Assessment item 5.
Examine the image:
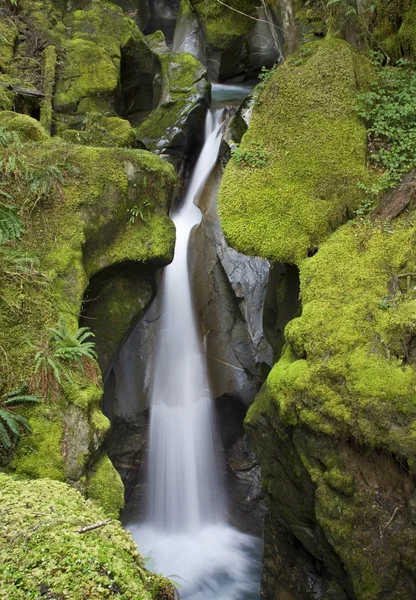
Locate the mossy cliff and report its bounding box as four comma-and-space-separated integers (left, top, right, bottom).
0, 473, 175, 599
0, 113, 175, 513
218, 33, 416, 599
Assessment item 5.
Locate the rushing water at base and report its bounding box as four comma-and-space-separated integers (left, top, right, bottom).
130, 98, 262, 599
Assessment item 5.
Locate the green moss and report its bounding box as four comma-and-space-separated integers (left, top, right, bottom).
90, 408, 110, 443
0, 473, 174, 599
86, 454, 124, 518
85, 272, 153, 372
189, 0, 256, 48
0, 111, 49, 141
267, 214, 416, 460
0, 135, 175, 483
135, 48, 209, 151
218, 37, 373, 264
40, 45, 57, 133
63, 376, 102, 411
54, 39, 118, 113
0, 18, 18, 73
10, 404, 66, 481
63, 113, 136, 148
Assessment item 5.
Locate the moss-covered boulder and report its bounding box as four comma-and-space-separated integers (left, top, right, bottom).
63, 113, 137, 148
0, 123, 175, 506
218, 37, 373, 264
0, 111, 48, 141
0, 473, 175, 599
135, 31, 210, 155
243, 95, 416, 597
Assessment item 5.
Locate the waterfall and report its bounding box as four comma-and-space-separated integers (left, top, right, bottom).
130, 106, 262, 600
147, 110, 225, 531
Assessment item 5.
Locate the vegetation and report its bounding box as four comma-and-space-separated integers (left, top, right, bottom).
0, 474, 176, 599
32, 319, 98, 400
0, 387, 40, 449
357, 58, 416, 195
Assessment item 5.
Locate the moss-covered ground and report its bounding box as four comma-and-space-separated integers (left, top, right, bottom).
0, 473, 175, 599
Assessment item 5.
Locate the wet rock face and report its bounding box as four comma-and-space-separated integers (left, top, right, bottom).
190, 150, 273, 405
145, 0, 181, 44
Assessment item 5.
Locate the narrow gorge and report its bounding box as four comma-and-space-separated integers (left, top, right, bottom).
1, 1, 416, 600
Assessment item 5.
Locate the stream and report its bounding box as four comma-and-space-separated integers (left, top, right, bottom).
129, 85, 262, 599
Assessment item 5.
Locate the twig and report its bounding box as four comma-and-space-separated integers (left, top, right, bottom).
383, 506, 400, 530
208, 355, 245, 372
78, 519, 112, 534
213, 0, 283, 32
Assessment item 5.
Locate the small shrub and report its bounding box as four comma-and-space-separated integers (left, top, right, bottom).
357, 60, 416, 195
231, 142, 268, 168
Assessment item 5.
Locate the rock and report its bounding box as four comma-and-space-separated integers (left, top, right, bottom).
135, 32, 210, 158
145, 0, 181, 44
190, 152, 273, 405
218, 38, 373, 264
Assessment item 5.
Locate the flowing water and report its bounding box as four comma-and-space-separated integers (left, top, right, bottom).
130, 93, 262, 599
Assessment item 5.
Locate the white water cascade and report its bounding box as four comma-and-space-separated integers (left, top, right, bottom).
130, 107, 262, 600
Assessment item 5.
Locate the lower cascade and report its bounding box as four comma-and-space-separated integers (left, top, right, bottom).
130, 107, 262, 599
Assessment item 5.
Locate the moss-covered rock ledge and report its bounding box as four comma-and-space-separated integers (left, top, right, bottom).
0, 114, 175, 513
0, 474, 175, 599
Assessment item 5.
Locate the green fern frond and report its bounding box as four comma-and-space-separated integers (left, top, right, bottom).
0, 409, 20, 438
10, 413, 32, 432
0, 202, 24, 245
0, 421, 11, 449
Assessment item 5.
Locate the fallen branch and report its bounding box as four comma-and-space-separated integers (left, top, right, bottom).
208, 355, 245, 372
383, 506, 400, 531
78, 519, 112, 534
0, 82, 44, 98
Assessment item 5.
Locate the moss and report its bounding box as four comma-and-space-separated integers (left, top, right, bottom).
40, 45, 57, 133
0, 473, 174, 599
10, 404, 66, 481
0, 18, 18, 73
54, 39, 118, 113
84, 271, 153, 372
135, 48, 210, 152
63, 113, 136, 148
0, 135, 175, 484
0, 111, 49, 141
189, 0, 256, 48
267, 212, 416, 460
63, 376, 102, 411
90, 407, 110, 448
86, 454, 124, 518
218, 37, 373, 264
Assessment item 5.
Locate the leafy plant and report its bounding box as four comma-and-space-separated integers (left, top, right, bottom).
231, 142, 268, 168
356, 61, 416, 195
0, 387, 40, 450
31, 319, 98, 399
129, 198, 152, 224
253, 64, 278, 104
326, 0, 357, 17
0, 200, 24, 244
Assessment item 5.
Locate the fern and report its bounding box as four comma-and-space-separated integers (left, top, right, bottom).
0, 201, 23, 244
0, 387, 40, 450
31, 319, 98, 399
